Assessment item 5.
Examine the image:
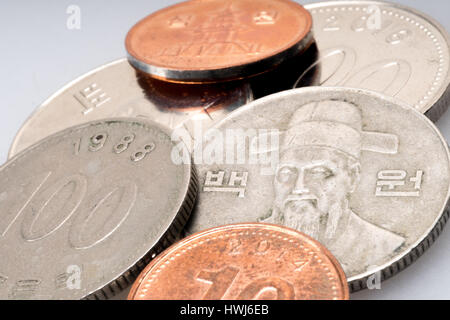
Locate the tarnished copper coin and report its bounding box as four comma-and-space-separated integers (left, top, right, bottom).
125, 0, 313, 83
128, 224, 349, 300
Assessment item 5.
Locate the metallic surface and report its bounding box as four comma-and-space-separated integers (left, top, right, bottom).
295, 1, 450, 121
125, 0, 313, 82
0, 118, 197, 299
128, 223, 349, 300
185, 87, 450, 291
9, 59, 252, 158
1, 0, 450, 302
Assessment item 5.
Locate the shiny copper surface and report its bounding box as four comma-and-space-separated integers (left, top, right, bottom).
128, 224, 349, 300
125, 0, 313, 82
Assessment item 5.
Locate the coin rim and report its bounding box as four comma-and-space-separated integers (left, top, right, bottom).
8, 58, 253, 158
125, 0, 314, 82
193, 86, 450, 291
303, 0, 450, 120
127, 222, 350, 300
8, 59, 125, 159
1, 117, 197, 300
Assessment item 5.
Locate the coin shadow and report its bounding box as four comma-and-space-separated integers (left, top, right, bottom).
249, 41, 320, 99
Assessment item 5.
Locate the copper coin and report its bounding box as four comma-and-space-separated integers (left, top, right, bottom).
136, 70, 252, 112
125, 0, 313, 83
128, 223, 349, 300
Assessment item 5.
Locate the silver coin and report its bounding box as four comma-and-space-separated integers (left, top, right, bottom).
185, 87, 450, 291
8, 59, 252, 158
0, 118, 196, 300
295, 1, 450, 121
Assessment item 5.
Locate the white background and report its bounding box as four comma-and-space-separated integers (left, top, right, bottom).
0, 0, 449, 300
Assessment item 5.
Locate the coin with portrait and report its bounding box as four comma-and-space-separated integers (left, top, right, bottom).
184, 87, 450, 291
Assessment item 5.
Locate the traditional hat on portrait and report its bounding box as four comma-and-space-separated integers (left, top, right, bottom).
281, 100, 398, 159
251, 100, 399, 172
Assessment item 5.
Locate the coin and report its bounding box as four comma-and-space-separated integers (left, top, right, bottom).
0, 118, 196, 299
8, 59, 252, 158
185, 87, 450, 291
294, 1, 450, 121
125, 0, 313, 83
128, 223, 349, 300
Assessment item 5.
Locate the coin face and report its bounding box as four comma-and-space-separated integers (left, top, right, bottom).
0, 119, 196, 299
9, 59, 252, 158
125, 0, 313, 82
128, 223, 349, 300
185, 87, 450, 291
295, 1, 450, 121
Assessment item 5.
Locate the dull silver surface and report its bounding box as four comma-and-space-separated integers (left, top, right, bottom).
296, 1, 450, 121
8, 59, 252, 158
0, 118, 195, 299
185, 87, 450, 289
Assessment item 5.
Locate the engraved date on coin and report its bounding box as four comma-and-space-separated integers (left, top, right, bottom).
73, 131, 156, 162
296, 7, 427, 102
324, 11, 413, 44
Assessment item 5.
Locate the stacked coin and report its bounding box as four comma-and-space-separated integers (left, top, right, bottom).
125, 0, 314, 83
1, 0, 449, 300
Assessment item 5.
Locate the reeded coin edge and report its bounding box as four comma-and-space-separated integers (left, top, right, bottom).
304, 0, 450, 119
341, 88, 450, 290
425, 83, 450, 122
304, 0, 450, 122
3, 118, 198, 300
194, 86, 450, 292
128, 223, 349, 300
84, 166, 199, 300
76, 118, 199, 300
349, 203, 450, 292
